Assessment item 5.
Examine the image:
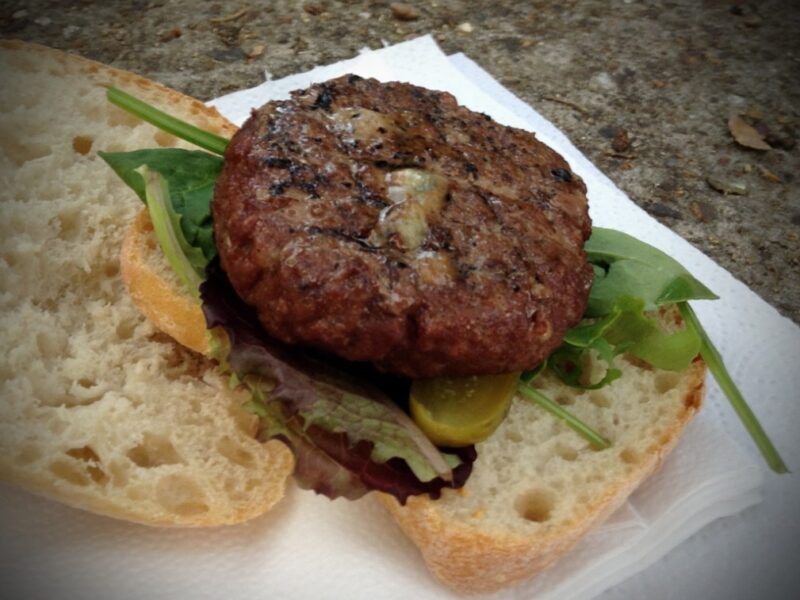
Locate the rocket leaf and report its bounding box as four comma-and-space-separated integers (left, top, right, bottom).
585, 228, 717, 317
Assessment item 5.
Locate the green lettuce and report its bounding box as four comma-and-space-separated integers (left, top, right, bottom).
99, 148, 221, 268
133, 165, 204, 298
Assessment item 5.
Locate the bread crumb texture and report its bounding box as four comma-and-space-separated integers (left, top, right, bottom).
0, 41, 292, 527
383, 307, 705, 593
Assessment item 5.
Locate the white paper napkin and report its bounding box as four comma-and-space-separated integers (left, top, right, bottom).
2, 35, 798, 600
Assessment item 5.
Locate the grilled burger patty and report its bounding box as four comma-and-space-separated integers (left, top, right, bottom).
213, 75, 593, 378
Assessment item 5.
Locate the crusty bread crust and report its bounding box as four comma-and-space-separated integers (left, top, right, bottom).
381, 353, 705, 594
0, 40, 293, 527
0, 431, 294, 528
0, 39, 237, 139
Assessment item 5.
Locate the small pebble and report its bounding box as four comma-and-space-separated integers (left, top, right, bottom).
209, 47, 246, 62
390, 3, 420, 21
590, 71, 617, 91
244, 43, 265, 59
646, 202, 682, 219
159, 27, 182, 42
457, 22, 474, 33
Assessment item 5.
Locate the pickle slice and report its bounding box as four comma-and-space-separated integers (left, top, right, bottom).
410, 372, 520, 447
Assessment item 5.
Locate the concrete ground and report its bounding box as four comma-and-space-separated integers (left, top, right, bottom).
2, 3, 799, 600
2, 0, 797, 323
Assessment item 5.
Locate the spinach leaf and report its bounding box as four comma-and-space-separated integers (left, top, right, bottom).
99, 148, 222, 265
554, 295, 701, 389
576, 231, 786, 471
599, 297, 701, 371
585, 228, 717, 317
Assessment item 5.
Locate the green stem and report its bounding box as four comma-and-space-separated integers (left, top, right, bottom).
107, 87, 229, 155
517, 381, 612, 450
679, 302, 789, 473
137, 166, 204, 298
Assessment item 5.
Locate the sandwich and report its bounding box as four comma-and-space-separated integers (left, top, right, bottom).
0, 40, 784, 594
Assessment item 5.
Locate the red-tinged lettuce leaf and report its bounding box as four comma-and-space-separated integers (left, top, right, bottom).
269, 415, 475, 502
200, 262, 475, 503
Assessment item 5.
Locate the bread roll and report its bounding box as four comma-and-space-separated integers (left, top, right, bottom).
382, 313, 704, 593
0, 40, 293, 527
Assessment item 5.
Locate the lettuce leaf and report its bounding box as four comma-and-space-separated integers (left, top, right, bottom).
134, 166, 205, 298
200, 262, 475, 503
99, 148, 221, 265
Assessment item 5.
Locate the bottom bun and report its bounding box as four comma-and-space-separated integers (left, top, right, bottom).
382, 316, 704, 593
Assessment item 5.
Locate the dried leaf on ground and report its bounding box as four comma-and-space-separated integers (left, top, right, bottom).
707, 174, 748, 195
728, 114, 771, 150
209, 7, 249, 24
689, 200, 716, 222
390, 3, 420, 21
303, 3, 325, 15
758, 166, 782, 183
612, 127, 631, 152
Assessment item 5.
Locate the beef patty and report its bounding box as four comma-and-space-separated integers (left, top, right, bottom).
213, 75, 593, 378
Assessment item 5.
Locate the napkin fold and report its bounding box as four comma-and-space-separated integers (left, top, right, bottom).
3, 35, 798, 600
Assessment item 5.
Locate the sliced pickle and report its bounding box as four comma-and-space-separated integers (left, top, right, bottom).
410, 372, 520, 447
